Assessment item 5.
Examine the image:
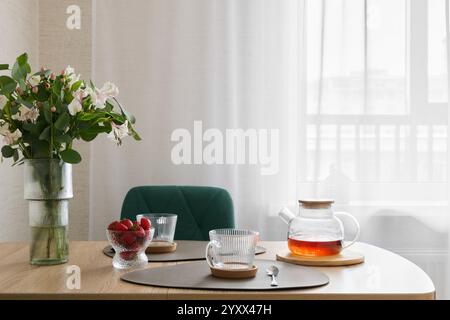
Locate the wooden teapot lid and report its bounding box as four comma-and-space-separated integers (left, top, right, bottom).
299, 199, 334, 209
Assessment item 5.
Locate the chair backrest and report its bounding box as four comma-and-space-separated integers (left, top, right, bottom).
120, 185, 235, 240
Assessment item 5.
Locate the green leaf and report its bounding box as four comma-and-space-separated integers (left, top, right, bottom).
25, 119, 47, 137
31, 140, 49, 158
33, 69, 51, 78
13, 149, 19, 162
60, 149, 81, 164
79, 131, 97, 142
54, 112, 71, 131
10, 104, 19, 115
109, 112, 126, 123
55, 134, 72, 144
70, 80, 83, 92
52, 76, 62, 95
0, 64, 9, 70
0, 75, 17, 95
78, 113, 98, 121
16, 98, 34, 108
54, 100, 64, 113
11, 63, 26, 82
18, 78, 27, 91
42, 102, 52, 123
85, 123, 111, 135
16, 53, 28, 66
39, 126, 51, 141
104, 100, 114, 113
1, 145, 15, 158
111, 98, 136, 124
129, 126, 142, 141
24, 63, 31, 74
11, 53, 30, 82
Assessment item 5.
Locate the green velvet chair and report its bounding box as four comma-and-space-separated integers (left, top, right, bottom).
120, 185, 235, 240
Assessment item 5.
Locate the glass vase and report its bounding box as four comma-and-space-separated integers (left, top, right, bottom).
24, 159, 72, 265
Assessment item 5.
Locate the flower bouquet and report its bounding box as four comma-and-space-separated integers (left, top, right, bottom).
0, 53, 140, 264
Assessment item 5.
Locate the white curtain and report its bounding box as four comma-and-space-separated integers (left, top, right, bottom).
91, 0, 450, 298
301, 0, 450, 299
90, 0, 299, 241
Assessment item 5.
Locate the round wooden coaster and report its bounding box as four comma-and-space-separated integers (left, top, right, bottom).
276, 249, 364, 267
210, 265, 258, 279
145, 241, 177, 254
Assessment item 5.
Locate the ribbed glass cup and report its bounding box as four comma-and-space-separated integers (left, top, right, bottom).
206, 229, 259, 270
136, 213, 177, 243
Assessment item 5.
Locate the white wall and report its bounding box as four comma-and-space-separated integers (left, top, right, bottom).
0, 0, 39, 241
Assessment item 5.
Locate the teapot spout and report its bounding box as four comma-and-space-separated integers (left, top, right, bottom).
279, 207, 296, 224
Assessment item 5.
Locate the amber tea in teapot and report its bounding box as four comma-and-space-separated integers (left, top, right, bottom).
287, 236, 343, 256
280, 200, 360, 257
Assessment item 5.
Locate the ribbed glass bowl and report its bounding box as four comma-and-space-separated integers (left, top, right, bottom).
106, 227, 154, 269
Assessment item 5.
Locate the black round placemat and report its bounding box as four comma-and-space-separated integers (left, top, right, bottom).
121, 259, 329, 290
103, 240, 267, 262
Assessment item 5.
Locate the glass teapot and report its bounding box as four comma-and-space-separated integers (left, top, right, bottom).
279, 200, 360, 256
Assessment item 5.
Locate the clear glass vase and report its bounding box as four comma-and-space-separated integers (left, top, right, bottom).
24, 159, 73, 265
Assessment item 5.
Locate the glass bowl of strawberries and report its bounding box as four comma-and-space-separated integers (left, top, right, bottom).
106, 218, 154, 269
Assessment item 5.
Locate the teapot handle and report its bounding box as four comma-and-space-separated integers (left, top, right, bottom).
334, 211, 360, 249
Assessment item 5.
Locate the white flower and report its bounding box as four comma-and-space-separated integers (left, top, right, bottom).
73, 88, 88, 102
87, 82, 119, 109
28, 75, 41, 87
0, 95, 7, 109
2, 129, 22, 145
68, 98, 82, 116
107, 120, 129, 145
69, 74, 80, 88
87, 87, 105, 109
64, 65, 75, 76
11, 105, 40, 123
100, 81, 119, 98
0, 121, 9, 135
68, 89, 87, 116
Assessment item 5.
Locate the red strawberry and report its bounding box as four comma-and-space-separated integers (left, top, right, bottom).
120, 219, 133, 229
122, 232, 136, 246
120, 251, 137, 260
129, 223, 139, 231
108, 220, 120, 230
115, 223, 128, 232
140, 217, 151, 230
134, 225, 145, 238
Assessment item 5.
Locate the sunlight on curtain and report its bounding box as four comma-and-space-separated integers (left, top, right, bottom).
91, 0, 299, 242
301, 0, 450, 298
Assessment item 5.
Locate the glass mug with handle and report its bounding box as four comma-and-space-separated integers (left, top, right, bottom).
205, 229, 259, 270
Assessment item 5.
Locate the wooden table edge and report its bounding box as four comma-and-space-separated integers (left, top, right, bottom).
0, 290, 435, 300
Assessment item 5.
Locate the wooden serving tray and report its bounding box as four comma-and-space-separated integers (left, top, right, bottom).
276, 249, 364, 267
